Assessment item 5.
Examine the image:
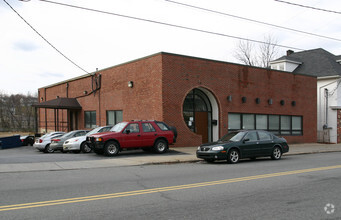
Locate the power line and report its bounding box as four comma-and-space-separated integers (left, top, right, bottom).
165, 0, 341, 43
3, 0, 89, 74
37, 0, 304, 51
274, 0, 341, 15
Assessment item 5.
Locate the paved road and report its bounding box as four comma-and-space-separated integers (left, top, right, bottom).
1, 152, 340, 219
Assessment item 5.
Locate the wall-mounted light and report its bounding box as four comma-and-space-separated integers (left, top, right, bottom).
83, 90, 88, 95
56, 96, 59, 99
227, 95, 232, 102
255, 98, 260, 104
280, 100, 285, 106
242, 96, 247, 103
128, 81, 134, 88
268, 99, 273, 105
40, 97, 43, 101
291, 101, 296, 106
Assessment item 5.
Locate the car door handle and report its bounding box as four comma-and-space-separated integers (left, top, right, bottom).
154, 134, 158, 136
137, 135, 141, 137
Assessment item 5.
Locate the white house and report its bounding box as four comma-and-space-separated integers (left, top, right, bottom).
270, 48, 341, 143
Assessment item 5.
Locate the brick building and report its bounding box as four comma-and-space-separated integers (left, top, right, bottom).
35, 52, 317, 147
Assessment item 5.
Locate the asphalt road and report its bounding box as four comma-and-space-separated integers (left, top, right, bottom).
1, 152, 341, 219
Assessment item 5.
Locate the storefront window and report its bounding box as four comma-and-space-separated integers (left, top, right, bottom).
242, 114, 254, 129
228, 113, 303, 135
256, 115, 267, 130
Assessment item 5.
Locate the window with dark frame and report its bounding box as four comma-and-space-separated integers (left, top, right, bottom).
106, 110, 123, 125
85, 111, 96, 128
228, 113, 303, 135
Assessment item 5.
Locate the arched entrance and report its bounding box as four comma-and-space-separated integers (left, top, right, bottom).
183, 88, 219, 143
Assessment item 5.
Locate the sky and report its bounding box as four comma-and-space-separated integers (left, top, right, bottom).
1, 0, 341, 95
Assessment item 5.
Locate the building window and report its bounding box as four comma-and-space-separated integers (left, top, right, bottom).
228, 113, 303, 135
106, 110, 123, 125
242, 114, 254, 130
85, 111, 96, 128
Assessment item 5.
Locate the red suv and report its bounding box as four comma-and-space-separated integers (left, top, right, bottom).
87, 120, 177, 156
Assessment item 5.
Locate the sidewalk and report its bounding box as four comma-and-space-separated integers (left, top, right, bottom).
0, 143, 341, 173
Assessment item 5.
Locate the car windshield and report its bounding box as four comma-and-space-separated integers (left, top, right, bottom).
87, 127, 103, 136
60, 131, 76, 138
110, 122, 128, 132
219, 131, 246, 142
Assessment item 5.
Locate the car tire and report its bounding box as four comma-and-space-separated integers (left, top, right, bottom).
80, 142, 92, 153
227, 149, 240, 164
44, 144, 54, 153
153, 139, 168, 154
104, 141, 120, 156
271, 146, 282, 160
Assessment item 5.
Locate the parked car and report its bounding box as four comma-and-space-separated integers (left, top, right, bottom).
63, 125, 113, 153
20, 135, 35, 146
50, 130, 89, 153
33, 132, 65, 153
87, 120, 177, 156
196, 130, 289, 164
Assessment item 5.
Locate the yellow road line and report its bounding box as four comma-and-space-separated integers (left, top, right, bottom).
1, 164, 341, 212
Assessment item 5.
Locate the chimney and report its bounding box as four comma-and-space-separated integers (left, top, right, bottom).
287, 50, 294, 56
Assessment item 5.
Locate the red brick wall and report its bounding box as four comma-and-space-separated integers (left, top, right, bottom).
337, 109, 341, 144
38, 52, 317, 146
38, 55, 164, 132
161, 53, 317, 146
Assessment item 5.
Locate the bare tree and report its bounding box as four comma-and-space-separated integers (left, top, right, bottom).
0, 92, 37, 132
234, 34, 279, 68
234, 39, 257, 66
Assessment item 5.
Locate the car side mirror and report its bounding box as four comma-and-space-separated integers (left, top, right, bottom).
243, 138, 250, 143
125, 129, 131, 134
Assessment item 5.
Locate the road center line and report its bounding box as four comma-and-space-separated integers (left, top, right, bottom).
1, 164, 341, 212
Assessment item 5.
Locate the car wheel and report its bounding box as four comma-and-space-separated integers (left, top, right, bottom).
44, 144, 54, 153
80, 142, 92, 153
227, 149, 239, 164
153, 139, 168, 154
104, 141, 120, 156
271, 146, 282, 160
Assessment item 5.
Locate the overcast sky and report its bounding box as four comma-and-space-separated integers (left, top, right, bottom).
1, 0, 340, 95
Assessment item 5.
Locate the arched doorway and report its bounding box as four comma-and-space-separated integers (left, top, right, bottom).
183, 88, 218, 143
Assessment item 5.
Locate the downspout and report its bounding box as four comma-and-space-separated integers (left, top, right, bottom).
324, 88, 328, 128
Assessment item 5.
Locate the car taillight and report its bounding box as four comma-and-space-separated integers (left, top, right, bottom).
52, 139, 60, 142
39, 139, 43, 143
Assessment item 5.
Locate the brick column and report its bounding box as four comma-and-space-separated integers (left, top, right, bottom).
337, 109, 341, 143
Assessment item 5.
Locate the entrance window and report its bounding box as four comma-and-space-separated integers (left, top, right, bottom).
183, 89, 212, 143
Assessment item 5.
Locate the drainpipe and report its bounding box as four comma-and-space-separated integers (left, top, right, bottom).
324, 88, 328, 129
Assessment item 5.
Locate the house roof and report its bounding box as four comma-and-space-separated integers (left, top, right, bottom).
272, 48, 341, 77
33, 98, 82, 109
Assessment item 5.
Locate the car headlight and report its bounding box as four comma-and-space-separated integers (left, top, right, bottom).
197, 146, 201, 150
212, 146, 224, 151
96, 137, 103, 142
68, 139, 78, 143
